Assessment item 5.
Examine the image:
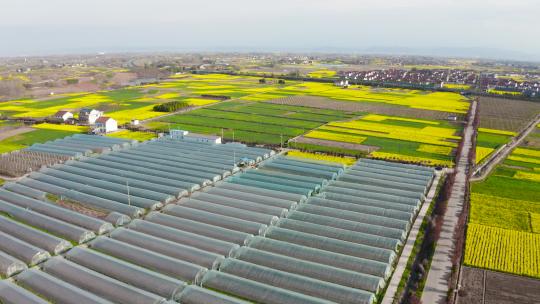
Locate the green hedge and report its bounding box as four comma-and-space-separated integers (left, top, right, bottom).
153, 101, 190, 112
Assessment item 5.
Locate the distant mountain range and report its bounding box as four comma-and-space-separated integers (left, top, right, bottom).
360, 46, 539, 62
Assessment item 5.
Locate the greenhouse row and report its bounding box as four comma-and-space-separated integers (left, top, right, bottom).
25, 134, 137, 158
7, 136, 273, 219
0, 140, 436, 304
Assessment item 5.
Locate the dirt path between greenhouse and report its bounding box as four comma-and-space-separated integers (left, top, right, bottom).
471, 114, 540, 182
381, 169, 444, 304
421, 99, 477, 304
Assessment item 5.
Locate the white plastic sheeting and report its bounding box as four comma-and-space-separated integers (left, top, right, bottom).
0, 280, 49, 304
65, 247, 186, 300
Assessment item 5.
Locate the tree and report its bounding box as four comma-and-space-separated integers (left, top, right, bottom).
259, 78, 266, 84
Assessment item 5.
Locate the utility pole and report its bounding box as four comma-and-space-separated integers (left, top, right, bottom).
126, 180, 131, 206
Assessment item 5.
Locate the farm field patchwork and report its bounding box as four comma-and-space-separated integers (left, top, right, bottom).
152, 101, 358, 145
465, 146, 540, 278
475, 129, 515, 164
0, 74, 298, 124
253, 82, 470, 113
302, 114, 460, 166
266, 95, 467, 121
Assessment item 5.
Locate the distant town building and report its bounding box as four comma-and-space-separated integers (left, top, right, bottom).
131, 119, 140, 126
79, 108, 103, 124
334, 79, 349, 87
53, 110, 73, 122
94, 117, 117, 133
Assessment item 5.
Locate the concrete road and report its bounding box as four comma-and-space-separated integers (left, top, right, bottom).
421, 100, 477, 304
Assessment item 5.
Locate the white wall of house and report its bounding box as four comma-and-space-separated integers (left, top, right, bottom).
58, 112, 73, 121
95, 118, 117, 133
87, 110, 103, 124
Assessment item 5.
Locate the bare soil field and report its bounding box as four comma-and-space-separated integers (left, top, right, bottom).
110, 72, 138, 85
0, 126, 34, 141
265, 95, 464, 120
458, 266, 540, 304
30, 80, 100, 97
291, 136, 379, 152
478, 97, 540, 132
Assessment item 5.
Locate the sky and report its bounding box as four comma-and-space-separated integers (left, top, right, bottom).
1, 0, 539, 60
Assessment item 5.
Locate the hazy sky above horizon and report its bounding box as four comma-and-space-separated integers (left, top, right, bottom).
1, 0, 538, 59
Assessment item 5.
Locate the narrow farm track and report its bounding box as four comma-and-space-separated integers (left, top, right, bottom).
0, 126, 34, 141
471, 114, 540, 181
421, 99, 477, 304
381, 170, 444, 304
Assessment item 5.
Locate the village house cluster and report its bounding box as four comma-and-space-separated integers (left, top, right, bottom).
338, 69, 540, 97
339, 69, 478, 87
53, 107, 118, 133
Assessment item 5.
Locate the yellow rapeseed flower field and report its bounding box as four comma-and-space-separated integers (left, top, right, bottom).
442, 83, 471, 90
326, 120, 459, 147
106, 130, 156, 142
155, 93, 180, 99
514, 171, 540, 182
476, 147, 495, 164
33, 123, 89, 133
478, 128, 517, 136
107, 105, 164, 124
417, 144, 453, 155
513, 147, 540, 158
370, 151, 454, 167
508, 155, 540, 165
361, 114, 440, 125
304, 130, 367, 144
287, 150, 355, 166
184, 98, 221, 106
464, 224, 540, 278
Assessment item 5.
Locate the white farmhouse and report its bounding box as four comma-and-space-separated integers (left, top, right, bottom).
53, 110, 73, 122
79, 108, 103, 124
94, 117, 117, 133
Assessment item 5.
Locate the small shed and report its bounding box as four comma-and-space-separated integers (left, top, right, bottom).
183, 133, 222, 144
53, 110, 73, 121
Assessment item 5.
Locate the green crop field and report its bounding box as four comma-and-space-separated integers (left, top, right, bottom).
0, 128, 82, 153
153, 101, 358, 145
